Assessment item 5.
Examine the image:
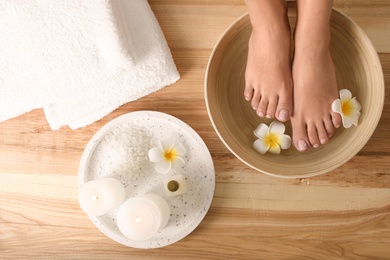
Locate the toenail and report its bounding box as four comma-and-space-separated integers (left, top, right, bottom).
258, 112, 264, 117
320, 138, 327, 144
313, 144, 320, 148
266, 114, 272, 119
298, 140, 308, 151
278, 110, 289, 121
245, 96, 250, 101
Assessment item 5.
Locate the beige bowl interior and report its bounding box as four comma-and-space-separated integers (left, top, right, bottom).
205, 8, 384, 178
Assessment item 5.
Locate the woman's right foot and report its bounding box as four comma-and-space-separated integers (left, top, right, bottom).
244, 0, 293, 122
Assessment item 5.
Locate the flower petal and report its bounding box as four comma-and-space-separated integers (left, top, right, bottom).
341, 114, 354, 128
171, 142, 186, 156
268, 144, 281, 154
332, 99, 342, 114
348, 109, 361, 126
155, 160, 172, 174
279, 134, 292, 150
253, 139, 270, 154
339, 89, 352, 101
148, 147, 164, 162
159, 138, 176, 152
269, 121, 285, 136
349, 97, 362, 112
171, 156, 186, 171
253, 123, 269, 139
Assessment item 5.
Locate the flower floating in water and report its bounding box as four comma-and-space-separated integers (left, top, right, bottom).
331, 89, 362, 128
253, 121, 291, 154
148, 138, 186, 174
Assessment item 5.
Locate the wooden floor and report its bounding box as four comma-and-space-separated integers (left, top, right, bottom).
1, 1, 389, 259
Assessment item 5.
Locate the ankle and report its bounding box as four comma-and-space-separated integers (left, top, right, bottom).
251, 16, 291, 38
294, 26, 330, 56
251, 29, 291, 51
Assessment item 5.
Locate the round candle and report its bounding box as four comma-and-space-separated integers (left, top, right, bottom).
117, 194, 170, 241
78, 178, 126, 216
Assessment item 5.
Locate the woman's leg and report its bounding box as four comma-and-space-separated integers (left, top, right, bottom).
291, 0, 342, 151
244, 0, 293, 122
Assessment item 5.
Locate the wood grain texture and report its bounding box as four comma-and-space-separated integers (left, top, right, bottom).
1, 1, 390, 259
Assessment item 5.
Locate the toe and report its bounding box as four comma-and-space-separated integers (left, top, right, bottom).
292, 121, 310, 152
277, 108, 290, 122
256, 97, 268, 118
244, 84, 254, 101
331, 111, 342, 129
324, 116, 335, 137
265, 96, 278, 119
250, 91, 261, 111
316, 121, 329, 145
276, 93, 292, 122
307, 123, 320, 148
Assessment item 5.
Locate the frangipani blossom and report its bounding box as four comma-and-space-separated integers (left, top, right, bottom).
253, 121, 291, 154
331, 89, 362, 128
148, 138, 186, 174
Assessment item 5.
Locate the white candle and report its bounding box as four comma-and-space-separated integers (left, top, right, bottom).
78, 178, 126, 216
117, 194, 170, 241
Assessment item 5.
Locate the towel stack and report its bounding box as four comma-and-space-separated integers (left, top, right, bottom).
0, 0, 179, 130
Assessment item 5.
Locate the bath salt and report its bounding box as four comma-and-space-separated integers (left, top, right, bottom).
91, 123, 153, 179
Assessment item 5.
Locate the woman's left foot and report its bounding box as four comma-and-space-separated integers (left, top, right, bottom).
291, 25, 342, 151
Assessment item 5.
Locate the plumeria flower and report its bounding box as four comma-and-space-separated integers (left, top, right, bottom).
253, 121, 291, 154
148, 138, 186, 174
331, 89, 362, 128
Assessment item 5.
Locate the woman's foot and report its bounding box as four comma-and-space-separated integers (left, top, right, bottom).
244, 0, 293, 122
291, 0, 342, 151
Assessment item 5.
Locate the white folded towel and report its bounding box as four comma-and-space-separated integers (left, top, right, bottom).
0, 0, 179, 130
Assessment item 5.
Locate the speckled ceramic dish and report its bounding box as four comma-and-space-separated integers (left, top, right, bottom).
78, 111, 215, 248
205, 9, 384, 178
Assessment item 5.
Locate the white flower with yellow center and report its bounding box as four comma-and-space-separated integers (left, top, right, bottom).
331, 89, 362, 128
253, 121, 291, 154
148, 138, 186, 174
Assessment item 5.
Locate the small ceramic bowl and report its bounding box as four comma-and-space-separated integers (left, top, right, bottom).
205, 7, 384, 178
